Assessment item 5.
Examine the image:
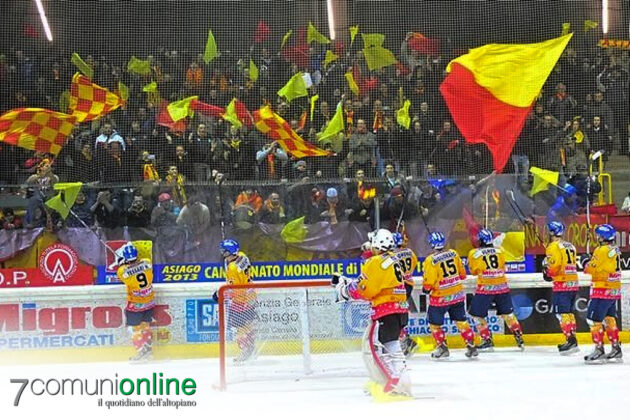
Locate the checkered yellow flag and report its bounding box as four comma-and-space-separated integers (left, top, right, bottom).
68, 73, 124, 122
0, 108, 77, 155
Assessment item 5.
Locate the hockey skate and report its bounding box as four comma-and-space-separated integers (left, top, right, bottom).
365, 380, 412, 403
605, 344, 623, 363
584, 345, 606, 364
465, 343, 479, 359
514, 331, 525, 351
431, 343, 450, 359
129, 344, 153, 363
402, 335, 418, 357
558, 335, 579, 355
477, 338, 494, 352
233, 344, 256, 365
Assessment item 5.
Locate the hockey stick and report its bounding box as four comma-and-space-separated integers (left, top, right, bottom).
505, 189, 546, 246
217, 175, 226, 240
485, 185, 490, 229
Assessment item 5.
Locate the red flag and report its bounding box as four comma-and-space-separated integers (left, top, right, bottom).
462, 207, 481, 248
254, 21, 271, 43
23, 24, 39, 38
297, 110, 307, 130
408, 33, 440, 56
157, 101, 187, 133
191, 100, 225, 118
234, 99, 254, 127
353, 66, 379, 96
281, 45, 310, 69
395, 62, 412, 76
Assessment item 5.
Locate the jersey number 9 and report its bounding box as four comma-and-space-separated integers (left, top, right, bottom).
136, 273, 148, 288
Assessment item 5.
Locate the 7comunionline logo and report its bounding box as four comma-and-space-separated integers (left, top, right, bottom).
10, 373, 197, 407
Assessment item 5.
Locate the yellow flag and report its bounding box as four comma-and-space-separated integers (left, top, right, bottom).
222, 98, 242, 128
281, 216, 308, 243
345, 71, 360, 95
118, 81, 129, 101
323, 50, 339, 68
318, 102, 344, 141
249, 58, 259, 82
280, 29, 293, 50
349, 25, 360, 46
45, 182, 83, 219
142, 82, 158, 93
396, 99, 411, 129
361, 33, 385, 48
278, 72, 308, 102
127, 56, 151, 75
307, 22, 330, 44
71, 52, 93, 79
562, 22, 571, 36
529, 166, 560, 195
584, 20, 598, 32
498, 232, 525, 261
203, 29, 219, 64
167, 96, 198, 122
310, 94, 319, 122
363, 45, 397, 71
447, 34, 573, 108
59, 90, 70, 113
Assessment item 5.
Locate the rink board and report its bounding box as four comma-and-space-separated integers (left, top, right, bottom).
0, 273, 629, 364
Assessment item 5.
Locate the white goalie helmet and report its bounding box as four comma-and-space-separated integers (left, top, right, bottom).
370, 229, 395, 252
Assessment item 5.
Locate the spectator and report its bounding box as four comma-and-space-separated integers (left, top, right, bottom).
234, 188, 263, 213
290, 160, 310, 180
348, 119, 377, 177
173, 145, 195, 181
26, 158, 58, 197
319, 187, 345, 225
304, 186, 326, 224
91, 189, 121, 229
94, 123, 125, 151
347, 187, 375, 225
534, 114, 563, 172
256, 141, 289, 180
586, 116, 612, 159
74, 143, 98, 182
99, 142, 129, 183
621, 192, 630, 214
151, 193, 178, 227
125, 195, 151, 228
66, 190, 94, 228
165, 165, 187, 208
383, 162, 404, 190
1, 208, 22, 230
259, 192, 286, 224
562, 119, 590, 176
177, 196, 211, 237
547, 83, 577, 124
585, 91, 615, 133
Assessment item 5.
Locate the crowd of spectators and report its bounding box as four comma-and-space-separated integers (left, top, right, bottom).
0, 27, 629, 232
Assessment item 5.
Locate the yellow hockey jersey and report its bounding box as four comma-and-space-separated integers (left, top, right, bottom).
224, 251, 256, 310
544, 239, 579, 291
351, 251, 408, 319
467, 246, 509, 294
391, 247, 419, 286
422, 249, 467, 306
585, 244, 621, 300
117, 258, 154, 311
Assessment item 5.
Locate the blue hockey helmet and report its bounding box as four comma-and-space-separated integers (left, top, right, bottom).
427, 231, 446, 250
547, 221, 565, 237
392, 232, 404, 248
220, 239, 240, 256
121, 243, 138, 263
594, 224, 616, 242
478, 228, 494, 246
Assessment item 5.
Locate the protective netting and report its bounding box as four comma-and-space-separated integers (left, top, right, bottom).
218, 282, 370, 388
0, 1, 628, 260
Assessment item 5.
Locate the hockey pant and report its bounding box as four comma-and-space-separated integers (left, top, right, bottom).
362, 317, 411, 395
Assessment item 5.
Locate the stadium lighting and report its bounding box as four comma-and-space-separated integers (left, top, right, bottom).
602, 0, 609, 34
35, 0, 53, 42
327, 0, 336, 40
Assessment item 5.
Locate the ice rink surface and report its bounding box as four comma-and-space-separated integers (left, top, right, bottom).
2, 345, 629, 420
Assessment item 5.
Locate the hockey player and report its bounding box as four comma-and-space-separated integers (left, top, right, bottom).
468, 229, 524, 351
392, 232, 419, 356
116, 242, 154, 362
332, 229, 412, 399
422, 232, 478, 359
583, 224, 622, 363
543, 221, 580, 354
214, 239, 257, 363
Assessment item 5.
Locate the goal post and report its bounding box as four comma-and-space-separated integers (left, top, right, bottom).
217, 280, 371, 390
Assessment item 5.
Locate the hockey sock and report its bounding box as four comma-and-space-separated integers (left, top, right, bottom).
473, 317, 492, 341
140, 322, 152, 349
429, 324, 446, 346
399, 326, 409, 339
559, 313, 575, 338
590, 322, 605, 345
568, 313, 577, 334
131, 323, 150, 350
237, 324, 255, 350
502, 313, 522, 334
456, 321, 475, 345
604, 317, 619, 345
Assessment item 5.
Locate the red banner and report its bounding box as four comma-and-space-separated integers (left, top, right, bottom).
525, 215, 630, 254
0, 243, 93, 288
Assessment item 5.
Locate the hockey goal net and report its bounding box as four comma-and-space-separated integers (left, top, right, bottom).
216, 280, 371, 390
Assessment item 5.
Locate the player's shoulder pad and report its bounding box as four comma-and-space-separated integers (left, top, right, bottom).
607, 246, 620, 259
379, 252, 395, 269
431, 249, 457, 264
234, 253, 251, 271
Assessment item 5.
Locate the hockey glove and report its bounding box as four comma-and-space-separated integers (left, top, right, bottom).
577, 254, 591, 271
334, 281, 351, 302
542, 269, 553, 282
211, 291, 219, 302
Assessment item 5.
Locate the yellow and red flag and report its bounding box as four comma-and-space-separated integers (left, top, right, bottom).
439, 34, 572, 172
254, 105, 330, 158
68, 73, 124, 122
0, 108, 76, 155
